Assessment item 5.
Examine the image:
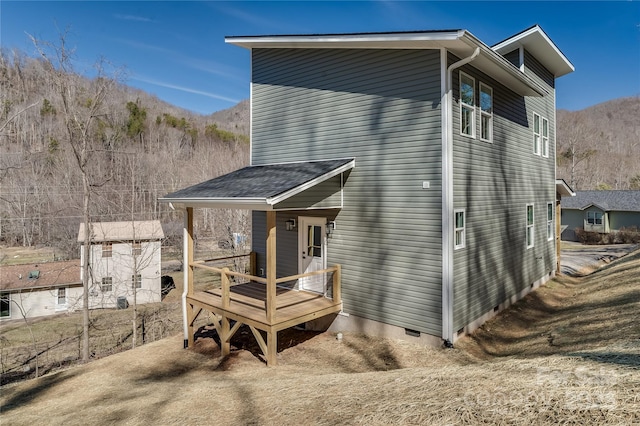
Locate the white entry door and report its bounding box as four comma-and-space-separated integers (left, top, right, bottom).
298, 217, 326, 293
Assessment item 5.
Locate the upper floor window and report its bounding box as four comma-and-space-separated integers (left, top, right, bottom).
526, 204, 535, 249
541, 117, 549, 158
533, 113, 541, 155
102, 243, 112, 258
460, 72, 475, 138
454, 209, 466, 250
479, 83, 493, 142
547, 202, 554, 241
132, 242, 142, 256
587, 211, 603, 225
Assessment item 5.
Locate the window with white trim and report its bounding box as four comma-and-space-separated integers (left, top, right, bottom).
479, 83, 493, 142
533, 113, 541, 155
57, 287, 66, 305
132, 274, 142, 289
526, 204, 535, 249
454, 209, 465, 250
101, 277, 113, 292
102, 243, 112, 258
547, 202, 554, 241
460, 72, 475, 137
587, 211, 603, 225
541, 117, 549, 157
132, 242, 142, 256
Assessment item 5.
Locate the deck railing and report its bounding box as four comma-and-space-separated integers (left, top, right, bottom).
189, 254, 341, 324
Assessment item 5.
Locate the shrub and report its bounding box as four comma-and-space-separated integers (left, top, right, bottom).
615, 226, 640, 244
575, 226, 640, 245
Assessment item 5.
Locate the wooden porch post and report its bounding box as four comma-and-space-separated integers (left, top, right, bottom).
556, 197, 561, 273
266, 211, 277, 323
333, 264, 341, 303
185, 207, 195, 347
265, 210, 277, 366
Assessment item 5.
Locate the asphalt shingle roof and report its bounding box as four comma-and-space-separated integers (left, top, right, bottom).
561, 190, 640, 212
1, 260, 81, 291
78, 220, 164, 243
161, 158, 354, 201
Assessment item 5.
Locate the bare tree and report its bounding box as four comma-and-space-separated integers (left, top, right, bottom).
29, 30, 122, 362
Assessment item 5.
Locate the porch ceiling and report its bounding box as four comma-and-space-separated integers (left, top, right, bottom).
159, 158, 355, 210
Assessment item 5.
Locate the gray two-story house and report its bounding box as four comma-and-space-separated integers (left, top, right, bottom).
161, 25, 574, 363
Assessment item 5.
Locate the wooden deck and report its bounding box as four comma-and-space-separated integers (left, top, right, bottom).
189, 282, 342, 332
185, 262, 341, 366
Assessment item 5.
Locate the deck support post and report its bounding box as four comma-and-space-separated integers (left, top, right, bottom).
265, 210, 277, 365
266, 329, 277, 366
185, 207, 195, 348
221, 315, 231, 357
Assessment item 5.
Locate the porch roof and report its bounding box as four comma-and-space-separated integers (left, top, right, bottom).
159, 158, 355, 210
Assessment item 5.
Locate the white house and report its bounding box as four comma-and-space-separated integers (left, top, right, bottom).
1, 261, 83, 320
78, 221, 164, 309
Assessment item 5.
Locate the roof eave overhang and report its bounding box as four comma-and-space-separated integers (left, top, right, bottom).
556, 179, 576, 197
159, 197, 274, 211
226, 30, 547, 97
492, 25, 575, 78
159, 158, 355, 211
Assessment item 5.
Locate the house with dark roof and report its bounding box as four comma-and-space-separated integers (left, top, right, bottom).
1, 261, 82, 320
561, 190, 640, 241
78, 221, 164, 309
160, 25, 573, 364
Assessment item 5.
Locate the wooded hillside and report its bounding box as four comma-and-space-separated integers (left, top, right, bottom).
557, 96, 640, 191
2, 40, 637, 256
0, 46, 249, 257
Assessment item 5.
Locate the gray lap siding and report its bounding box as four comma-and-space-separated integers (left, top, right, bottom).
451, 53, 557, 330
251, 48, 444, 335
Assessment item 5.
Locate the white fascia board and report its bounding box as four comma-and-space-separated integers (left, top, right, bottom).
267, 159, 355, 205
493, 25, 574, 77
226, 31, 464, 49
228, 29, 546, 97
158, 198, 273, 211
459, 31, 548, 97
555, 179, 576, 197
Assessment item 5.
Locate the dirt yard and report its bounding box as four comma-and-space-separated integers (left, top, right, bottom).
1, 247, 639, 425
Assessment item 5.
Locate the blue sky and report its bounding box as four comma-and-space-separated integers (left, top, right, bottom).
1, 1, 639, 114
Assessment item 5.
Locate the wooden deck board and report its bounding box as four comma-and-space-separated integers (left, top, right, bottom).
189, 282, 341, 332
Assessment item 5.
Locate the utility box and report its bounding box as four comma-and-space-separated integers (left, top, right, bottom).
117, 296, 129, 310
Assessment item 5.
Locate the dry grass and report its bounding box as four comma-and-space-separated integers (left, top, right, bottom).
1, 249, 639, 425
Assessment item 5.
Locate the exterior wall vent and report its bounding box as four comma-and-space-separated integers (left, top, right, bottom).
405, 328, 420, 337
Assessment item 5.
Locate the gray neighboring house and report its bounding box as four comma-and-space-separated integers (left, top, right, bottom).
162, 25, 573, 346
561, 190, 640, 241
